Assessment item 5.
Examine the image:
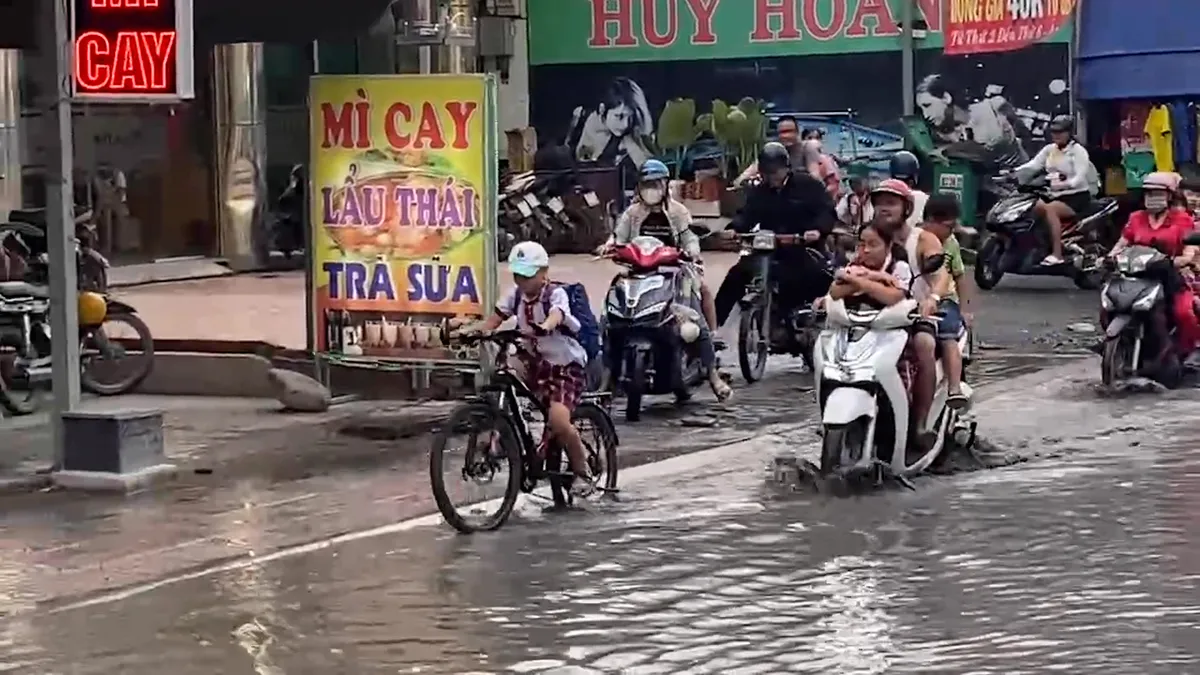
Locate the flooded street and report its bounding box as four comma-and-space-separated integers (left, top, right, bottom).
5, 357, 1200, 673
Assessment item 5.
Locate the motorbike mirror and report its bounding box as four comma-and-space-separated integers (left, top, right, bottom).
919, 253, 946, 276
1184, 232, 1200, 248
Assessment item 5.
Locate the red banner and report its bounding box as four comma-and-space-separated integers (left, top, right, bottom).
944, 0, 1075, 55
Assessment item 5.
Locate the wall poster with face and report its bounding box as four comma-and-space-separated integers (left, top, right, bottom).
527, 0, 1078, 184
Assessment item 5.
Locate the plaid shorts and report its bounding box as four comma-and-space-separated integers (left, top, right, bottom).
521, 353, 586, 411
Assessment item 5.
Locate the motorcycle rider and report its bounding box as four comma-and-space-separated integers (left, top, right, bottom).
599, 159, 732, 401
1105, 171, 1200, 366
716, 142, 836, 326
1014, 114, 1093, 266
871, 178, 946, 448
889, 150, 929, 228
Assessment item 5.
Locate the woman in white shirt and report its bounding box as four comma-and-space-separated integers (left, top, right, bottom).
1014, 114, 1093, 266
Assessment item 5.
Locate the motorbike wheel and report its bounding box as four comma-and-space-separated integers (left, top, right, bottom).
1101, 336, 1132, 387
80, 312, 155, 396
973, 237, 1005, 290
820, 421, 866, 475
738, 307, 769, 383
0, 356, 41, 416
624, 355, 646, 423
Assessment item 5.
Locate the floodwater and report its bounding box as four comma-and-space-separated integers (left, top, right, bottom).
6, 357, 1200, 674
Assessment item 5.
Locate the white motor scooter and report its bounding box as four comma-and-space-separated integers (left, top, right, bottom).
812, 258, 976, 483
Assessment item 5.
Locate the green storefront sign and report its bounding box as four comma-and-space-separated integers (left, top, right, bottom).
528, 0, 1072, 65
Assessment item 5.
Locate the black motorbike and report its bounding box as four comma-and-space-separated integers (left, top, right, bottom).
603, 236, 713, 422
736, 230, 833, 382
1099, 243, 1198, 389
974, 170, 1118, 291
0, 204, 110, 292
0, 284, 153, 415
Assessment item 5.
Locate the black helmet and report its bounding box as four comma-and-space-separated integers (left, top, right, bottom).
757, 142, 791, 172
1048, 114, 1074, 134
889, 150, 920, 185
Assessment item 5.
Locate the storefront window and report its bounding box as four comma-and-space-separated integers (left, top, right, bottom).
19, 46, 217, 262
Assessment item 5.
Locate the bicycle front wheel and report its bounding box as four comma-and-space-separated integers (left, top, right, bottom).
429, 401, 524, 533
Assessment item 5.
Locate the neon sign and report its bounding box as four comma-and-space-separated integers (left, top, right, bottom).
71, 0, 194, 101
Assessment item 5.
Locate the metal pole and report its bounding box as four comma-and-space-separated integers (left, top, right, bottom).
50, 0, 82, 467
901, 0, 915, 116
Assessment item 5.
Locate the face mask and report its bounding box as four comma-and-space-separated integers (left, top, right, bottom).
1145, 192, 1170, 212
640, 187, 664, 205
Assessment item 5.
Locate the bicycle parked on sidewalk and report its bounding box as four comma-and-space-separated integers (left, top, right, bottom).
429, 329, 619, 533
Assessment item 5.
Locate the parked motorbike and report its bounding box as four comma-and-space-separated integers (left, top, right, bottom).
0, 204, 110, 292
603, 235, 714, 422
1098, 244, 1193, 388
974, 170, 1119, 291
498, 171, 606, 255
0, 270, 154, 415
736, 230, 834, 382
813, 254, 977, 484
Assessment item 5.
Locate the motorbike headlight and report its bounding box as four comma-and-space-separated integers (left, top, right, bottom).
751, 230, 776, 251
634, 301, 667, 318
1132, 285, 1162, 311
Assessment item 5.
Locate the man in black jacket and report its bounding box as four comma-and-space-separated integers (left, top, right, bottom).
715, 142, 837, 326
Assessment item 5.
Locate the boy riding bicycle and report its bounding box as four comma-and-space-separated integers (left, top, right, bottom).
464, 241, 596, 497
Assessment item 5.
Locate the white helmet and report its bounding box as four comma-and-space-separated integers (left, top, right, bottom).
508, 241, 550, 277
1143, 171, 1181, 193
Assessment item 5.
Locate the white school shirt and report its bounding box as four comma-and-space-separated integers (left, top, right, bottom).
496, 286, 588, 366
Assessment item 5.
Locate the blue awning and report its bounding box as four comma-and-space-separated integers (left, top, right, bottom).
1078, 0, 1200, 100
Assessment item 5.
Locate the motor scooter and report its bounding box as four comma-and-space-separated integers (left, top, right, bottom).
603, 236, 713, 422
1098, 242, 1200, 389
975, 169, 1119, 291
813, 254, 976, 484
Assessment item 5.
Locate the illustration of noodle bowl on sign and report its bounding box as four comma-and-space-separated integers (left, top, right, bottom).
320, 163, 481, 262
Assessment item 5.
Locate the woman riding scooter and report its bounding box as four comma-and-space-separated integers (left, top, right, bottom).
1105, 171, 1200, 367
1015, 114, 1093, 266
598, 159, 731, 400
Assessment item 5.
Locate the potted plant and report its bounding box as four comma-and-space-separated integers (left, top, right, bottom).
708, 97, 766, 217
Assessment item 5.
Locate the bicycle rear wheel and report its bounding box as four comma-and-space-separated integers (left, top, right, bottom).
548, 402, 620, 506
429, 401, 523, 533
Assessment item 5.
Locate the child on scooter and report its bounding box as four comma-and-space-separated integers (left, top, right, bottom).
917, 194, 971, 410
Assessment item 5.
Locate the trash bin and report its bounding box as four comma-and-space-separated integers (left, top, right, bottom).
932, 161, 978, 227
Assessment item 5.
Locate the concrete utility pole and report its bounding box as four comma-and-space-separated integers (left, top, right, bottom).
901, 0, 915, 116
49, 0, 83, 468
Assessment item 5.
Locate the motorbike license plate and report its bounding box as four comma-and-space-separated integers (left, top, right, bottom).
547, 197, 565, 213
752, 231, 776, 250
516, 201, 533, 217
583, 191, 600, 207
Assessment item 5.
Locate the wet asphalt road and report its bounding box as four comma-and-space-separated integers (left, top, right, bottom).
9, 360, 1200, 673
5, 277, 1185, 674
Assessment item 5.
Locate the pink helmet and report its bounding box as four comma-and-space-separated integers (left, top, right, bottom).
1143, 171, 1182, 193
871, 178, 914, 215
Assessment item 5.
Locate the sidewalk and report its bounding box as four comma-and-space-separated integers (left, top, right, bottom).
0, 394, 457, 491
113, 253, 742, 350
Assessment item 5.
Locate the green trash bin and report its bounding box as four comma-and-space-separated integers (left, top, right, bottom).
932, 161, 978, 227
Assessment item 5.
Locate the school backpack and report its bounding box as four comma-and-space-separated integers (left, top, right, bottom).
542, 281, 602, 362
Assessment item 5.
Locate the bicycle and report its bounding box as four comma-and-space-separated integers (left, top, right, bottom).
429, 329, 620, 533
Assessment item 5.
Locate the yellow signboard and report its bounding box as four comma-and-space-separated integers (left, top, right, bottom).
309, 74, 497, 363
